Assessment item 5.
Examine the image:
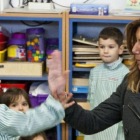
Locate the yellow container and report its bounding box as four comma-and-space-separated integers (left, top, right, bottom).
76, 136, 84, 140
0, 49, 7, 63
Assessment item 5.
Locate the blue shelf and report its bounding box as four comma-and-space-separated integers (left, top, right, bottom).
0, 73, 48, 81
69, 17, 134, 93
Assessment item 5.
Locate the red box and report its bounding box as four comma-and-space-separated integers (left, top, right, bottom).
0, 82, 28, 91
0, 33, 8, 42
0, 42, 7, 51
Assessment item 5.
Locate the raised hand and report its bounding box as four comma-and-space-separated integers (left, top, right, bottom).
48, 50, 69, 95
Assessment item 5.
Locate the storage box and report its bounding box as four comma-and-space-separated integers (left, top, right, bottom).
0, 82, 28, 92
70, 3, 109, 15
0, 32, 8, 42
76, 136, 84, 140
0, 61, 44, 77
0, 42, 7, 51
0, 49, 7, 63
29, 94, 48, 107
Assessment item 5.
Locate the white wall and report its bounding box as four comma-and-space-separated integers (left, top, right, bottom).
0, 0, 9, 12
0, 0, 127, 13
53, 0, 126, 12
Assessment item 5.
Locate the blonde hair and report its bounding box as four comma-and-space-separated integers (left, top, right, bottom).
126, 20, 140, 93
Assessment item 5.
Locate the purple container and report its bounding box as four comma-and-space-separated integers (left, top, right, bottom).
26, 28, 45, 34
26, 28, 46, 62
8, 38, 27, 61
46, 38, 59, 55
8, 38, 27, 45
29, 94, 49, 107
12, 33, 26, 39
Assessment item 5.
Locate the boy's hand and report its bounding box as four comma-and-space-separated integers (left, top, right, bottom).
52, 90, 75, 110
48, 50, 69, 95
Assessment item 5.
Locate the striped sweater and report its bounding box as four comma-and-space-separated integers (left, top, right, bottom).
84, 57, 129, 140
0, 94, 64, 140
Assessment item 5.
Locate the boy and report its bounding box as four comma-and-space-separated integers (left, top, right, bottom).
84, 27, 129, 140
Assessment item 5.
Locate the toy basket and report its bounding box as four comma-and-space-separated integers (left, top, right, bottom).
29, 94, 49, 107
0, 49, 7, 63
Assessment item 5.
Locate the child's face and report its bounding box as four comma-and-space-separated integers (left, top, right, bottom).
9, 95, 29, 113
98, 38, 123, 63
33, 135, 45, 140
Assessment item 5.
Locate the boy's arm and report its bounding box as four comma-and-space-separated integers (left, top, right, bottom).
0, 94, 64, 136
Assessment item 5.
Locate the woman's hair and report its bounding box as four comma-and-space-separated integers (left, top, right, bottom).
0, 87, 32, 107
125, 20, 140, 93
98, 27, 123, 47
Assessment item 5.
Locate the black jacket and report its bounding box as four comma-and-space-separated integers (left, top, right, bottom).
64, 76, 140, 140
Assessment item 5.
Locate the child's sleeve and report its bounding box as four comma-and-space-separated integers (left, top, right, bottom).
87, 69, 95, 102
0, 94, 64, 136
87, 71, 92, 101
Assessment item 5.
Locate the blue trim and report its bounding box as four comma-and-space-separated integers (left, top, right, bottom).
69, 20, 73, 93
69, 125, 72, 140
57, 124, 62, 140
68, 17, 132, 94
0, 17, 62, 21
58, 19, 62, 51
70, 18, 133, 24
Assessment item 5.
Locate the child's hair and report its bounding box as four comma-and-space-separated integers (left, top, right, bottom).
0, 87, 32, 107
21, 132, 47, 140
98, 27, 123, 47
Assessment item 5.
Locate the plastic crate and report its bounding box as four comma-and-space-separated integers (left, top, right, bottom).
0, 33, 8, 42
0, 82, 28, 92
29, 94, 49, 107
0, 41, 7, 51
0, 49, 7, 63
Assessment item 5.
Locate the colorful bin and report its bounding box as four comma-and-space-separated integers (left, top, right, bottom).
0, 49, 7, 63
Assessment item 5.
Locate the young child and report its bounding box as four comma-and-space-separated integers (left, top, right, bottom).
0, 87, 48, 140
84, 27, 129, 140
0, 87, 74, 140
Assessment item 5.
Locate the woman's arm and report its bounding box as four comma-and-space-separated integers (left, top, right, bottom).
64, 77, 127, 134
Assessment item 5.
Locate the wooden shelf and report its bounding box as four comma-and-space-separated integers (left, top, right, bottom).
68, 14, 140, 20
0, 73, 48, 81
0, 12, 63, 18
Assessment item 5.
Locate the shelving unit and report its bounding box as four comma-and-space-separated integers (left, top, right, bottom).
0, 12, 66, 140
65, 12, 140, 140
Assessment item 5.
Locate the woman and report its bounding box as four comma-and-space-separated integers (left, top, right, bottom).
48, 19, 140, 140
